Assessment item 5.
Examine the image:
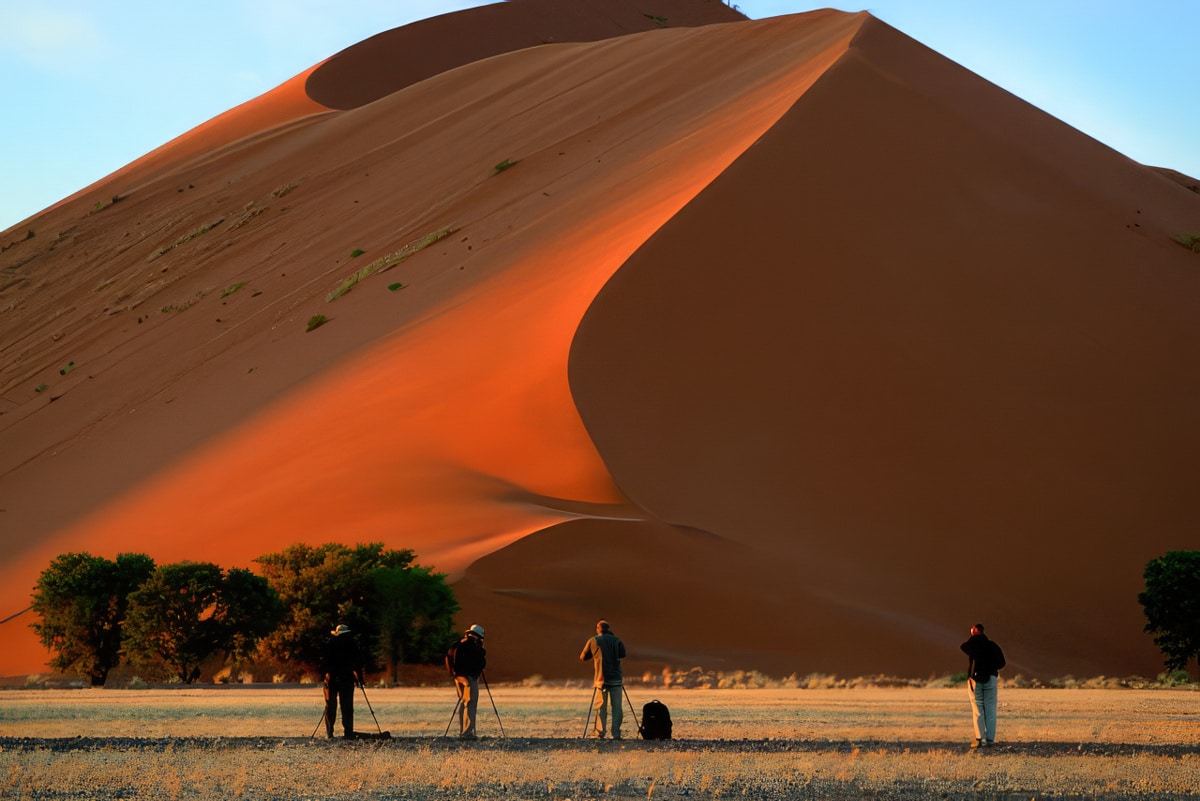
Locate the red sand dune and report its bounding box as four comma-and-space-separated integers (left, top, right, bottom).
2, 0, 1198, 682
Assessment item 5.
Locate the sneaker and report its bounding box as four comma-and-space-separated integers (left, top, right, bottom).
983, 740, 995, 747
970, 739, 983, 749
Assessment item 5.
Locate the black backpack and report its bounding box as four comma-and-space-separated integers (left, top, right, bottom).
989, 640, 1006, 672
971, 639, 1007, 681
641, 699, 672, 740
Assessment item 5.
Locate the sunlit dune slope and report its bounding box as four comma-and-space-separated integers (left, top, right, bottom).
0, 5, 863, 676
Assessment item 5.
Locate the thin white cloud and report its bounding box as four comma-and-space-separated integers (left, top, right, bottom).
0, 8, 111, 76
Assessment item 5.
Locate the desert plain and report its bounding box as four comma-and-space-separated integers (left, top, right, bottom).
2, 684, 1198, 799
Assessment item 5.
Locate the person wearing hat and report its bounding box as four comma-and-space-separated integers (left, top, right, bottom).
446, 624, 487, 738
321, 624, 364, 739
580, 619, 626, 739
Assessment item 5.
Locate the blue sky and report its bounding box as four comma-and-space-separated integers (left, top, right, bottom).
2, 2, 1196, 233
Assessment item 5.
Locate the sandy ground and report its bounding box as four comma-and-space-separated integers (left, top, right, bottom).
2, 687, 1198, 799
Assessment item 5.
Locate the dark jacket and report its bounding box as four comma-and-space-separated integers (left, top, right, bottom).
960, 633, 1005, 682
447, 633, 486, 677
581, 632, 625, 687
321, 633, 363, 685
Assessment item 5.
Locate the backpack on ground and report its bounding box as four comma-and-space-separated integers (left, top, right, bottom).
641, 699, 672, 740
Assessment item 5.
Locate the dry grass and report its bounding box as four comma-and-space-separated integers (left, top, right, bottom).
2, 687, 1198, 799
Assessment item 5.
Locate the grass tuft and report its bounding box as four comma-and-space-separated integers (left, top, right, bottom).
306, 314, 328, 332
220, 282, 248, 298
493, 158, 520, 174
1174, 233, 1200, 253
326, 226, 454, 302
148, 217, 226, 261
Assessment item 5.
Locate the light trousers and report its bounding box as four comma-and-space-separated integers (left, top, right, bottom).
970, 675, 998, 742
592, 683, 623, 738
455, 675, 479, 736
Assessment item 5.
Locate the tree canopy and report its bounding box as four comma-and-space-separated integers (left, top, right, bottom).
1138, 550, 1200, 676
255, 542, 456, 678
121, 561, 281, 683
30, 552, 155, 685
367, 564, 459, 682
29, 542, 456, 684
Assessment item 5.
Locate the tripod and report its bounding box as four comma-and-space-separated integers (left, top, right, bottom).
310, 680, 386, 738
442, 672, 505, 738
582, 685, 641, 738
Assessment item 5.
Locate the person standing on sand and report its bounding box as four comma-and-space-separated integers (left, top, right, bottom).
581, 619, 626, 739
321, 623, 364, 739
446, 624, 487, 738
961, 623, 1006, 748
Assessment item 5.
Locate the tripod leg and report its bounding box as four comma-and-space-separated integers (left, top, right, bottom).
622, 685, 642, 737
443, 696, 463, 737
311, 707, 327, 739
582, 687, 597, 738
358, 682, 383, 734
481, 672, 505, 738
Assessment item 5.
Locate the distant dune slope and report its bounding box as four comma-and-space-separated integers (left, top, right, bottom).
305, 0, 746, 110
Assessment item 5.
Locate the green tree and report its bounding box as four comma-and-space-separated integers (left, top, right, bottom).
368, 564, 459, 683
122, 562, 224, 683
255, 542, 455, 678
30, 552, 154, 685
1138, 550, 1200, 676
121, 562, 281, 683
256, 543, 413, 673
217, 568, 285, 674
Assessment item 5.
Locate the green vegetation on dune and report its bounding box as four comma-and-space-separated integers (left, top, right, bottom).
326, 226, 454, 302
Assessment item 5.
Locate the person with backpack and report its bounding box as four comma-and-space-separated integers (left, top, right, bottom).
960, 623, 1006, 748
580, 619, 626, 739
320, 623, 364, 739
446, 624, 487, 738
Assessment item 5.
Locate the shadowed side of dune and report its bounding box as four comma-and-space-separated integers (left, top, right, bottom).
555, 16, 1200, 679
454, 517, 957, 681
